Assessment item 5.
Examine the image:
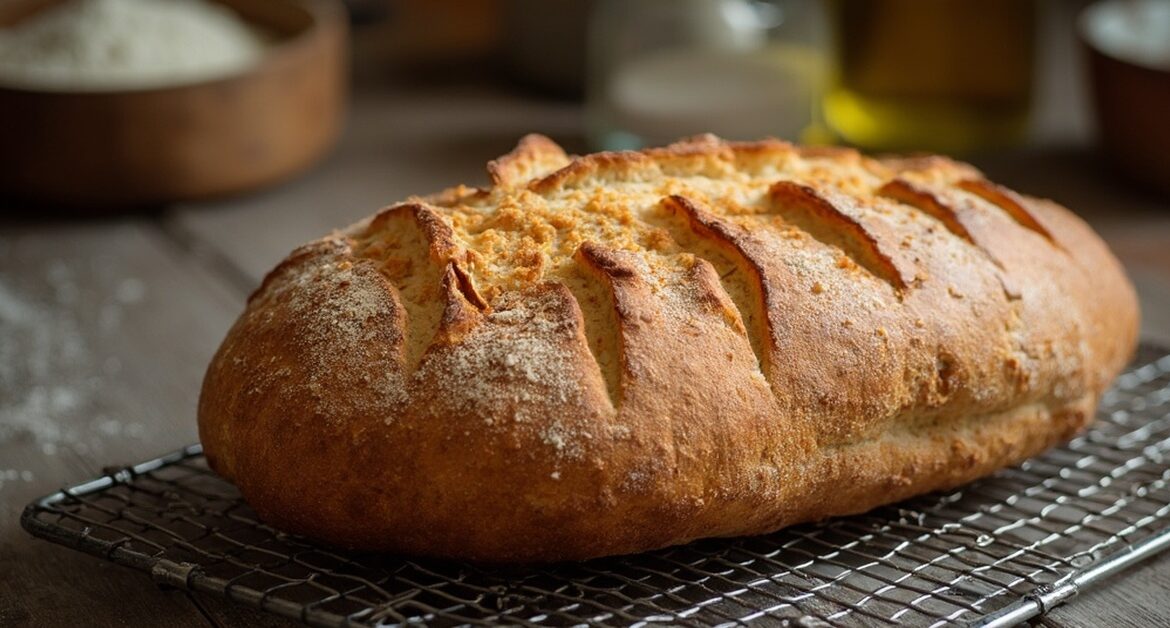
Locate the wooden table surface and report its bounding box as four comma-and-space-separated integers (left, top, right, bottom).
4, 30, 1170, 628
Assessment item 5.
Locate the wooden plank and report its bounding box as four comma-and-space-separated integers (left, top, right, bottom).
187, 594, 299, 628
1041, 555, 1170, 627
0, 219, 289, 627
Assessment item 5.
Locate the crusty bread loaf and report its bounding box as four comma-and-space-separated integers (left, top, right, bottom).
198, 135, 1139, 562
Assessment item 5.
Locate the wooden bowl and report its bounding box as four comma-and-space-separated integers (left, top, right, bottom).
0, 0, 347, 208
1080, 0, 1170, 198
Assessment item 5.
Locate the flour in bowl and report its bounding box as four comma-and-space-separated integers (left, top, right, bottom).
0, 0, 268, 91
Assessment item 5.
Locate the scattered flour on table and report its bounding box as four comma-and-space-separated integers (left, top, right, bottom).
0, 468, 35, 492
0, 264, 147, 463
0, 275, 88, 456
0, 0, 269, 91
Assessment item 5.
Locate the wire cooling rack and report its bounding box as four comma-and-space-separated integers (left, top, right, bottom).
21, 344, 1170, 627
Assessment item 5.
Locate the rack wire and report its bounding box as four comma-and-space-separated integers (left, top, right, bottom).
22, 344, 1170, 627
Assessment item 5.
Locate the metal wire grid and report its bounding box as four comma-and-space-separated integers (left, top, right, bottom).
20, 344, 1170, 628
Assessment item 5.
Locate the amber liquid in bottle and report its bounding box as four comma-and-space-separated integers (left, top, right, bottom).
824, 0, 1037, 153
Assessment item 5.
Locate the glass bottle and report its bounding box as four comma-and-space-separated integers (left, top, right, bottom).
823, 0, 1038, 154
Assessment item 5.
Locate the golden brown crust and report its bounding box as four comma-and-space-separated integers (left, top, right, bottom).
198, 135, 1139, 562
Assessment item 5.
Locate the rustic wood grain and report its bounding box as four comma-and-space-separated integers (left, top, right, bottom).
0, 220, 291, 626
1039, 555, 1170, 628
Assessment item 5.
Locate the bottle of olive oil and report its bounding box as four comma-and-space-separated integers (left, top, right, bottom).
824, 0, 1037, 154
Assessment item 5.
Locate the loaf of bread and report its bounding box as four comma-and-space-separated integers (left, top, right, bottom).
199, 135, 1139, 562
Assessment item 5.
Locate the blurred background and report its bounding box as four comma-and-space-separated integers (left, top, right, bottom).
0, 0, 1168, 202
2, 0, 1170, 625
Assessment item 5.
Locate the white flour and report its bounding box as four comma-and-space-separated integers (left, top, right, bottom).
0, 0, 268, 91
0, 266, 146, 463
0, 275, 88, 457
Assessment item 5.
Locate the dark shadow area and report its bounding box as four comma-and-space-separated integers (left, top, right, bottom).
0, 197, 168, 226
972, 145, 1169, 224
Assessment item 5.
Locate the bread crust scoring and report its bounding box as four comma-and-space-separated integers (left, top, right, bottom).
198, 135, 1139, 561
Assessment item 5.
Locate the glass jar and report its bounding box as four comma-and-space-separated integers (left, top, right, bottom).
585, 0, 829, 151
823, 0, 1038, 154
